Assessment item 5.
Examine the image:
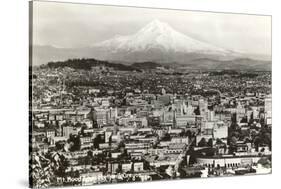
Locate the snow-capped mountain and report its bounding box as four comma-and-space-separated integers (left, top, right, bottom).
94, 19, 229, 54
32, 19, 271, 70
90, 19, 237, 62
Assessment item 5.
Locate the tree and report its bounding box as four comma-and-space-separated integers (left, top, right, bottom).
263, 133, 272, 150
84, 151, 93, 165
207, 138, 213, 147
68, 134, 81, 151
185, 130, 192, 138
93, 134, 103, 149
253, 136, 262, 151
229, 136, 237, 146
198, 138, 207, 147
231, 113, 237, 124
229, 136, 238, 153
30, 153, 53, 188
118, 140, 125, 149
244, 137, 252, 144
240, 116, 248, 123
55, 141, 65, 151
257, 157, 271, 168
194, 106, 200, 115
30, 151, 69, 188
215, 138, 224, 145
87, 150, 93, 158
250, 130, 257, 140
162, 133, 171, 141
249, 112, 254, 124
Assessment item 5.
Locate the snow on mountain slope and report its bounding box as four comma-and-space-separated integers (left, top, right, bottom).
34, 20, 270, 67
93, 19, 231, 56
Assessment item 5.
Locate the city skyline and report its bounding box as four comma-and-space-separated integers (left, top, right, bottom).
30, 1, 272, 188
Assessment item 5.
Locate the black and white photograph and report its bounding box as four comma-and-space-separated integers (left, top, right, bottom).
29, 1, 272, 188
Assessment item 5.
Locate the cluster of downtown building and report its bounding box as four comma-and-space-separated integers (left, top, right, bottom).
30, 65, 272, 187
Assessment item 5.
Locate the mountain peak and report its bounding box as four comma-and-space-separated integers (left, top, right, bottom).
136, 19, 175, 36
150, 19, 163, 25
91, 19, 237, 62
144, 19, 170, 29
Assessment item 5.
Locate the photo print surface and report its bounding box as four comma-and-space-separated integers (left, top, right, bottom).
29, 1, 272, 188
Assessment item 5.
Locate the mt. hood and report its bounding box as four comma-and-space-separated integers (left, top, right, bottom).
91, 19, 237, 62
33, 20, 271, 69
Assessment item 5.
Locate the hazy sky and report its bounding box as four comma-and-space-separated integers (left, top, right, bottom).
32, 1, 271, 55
